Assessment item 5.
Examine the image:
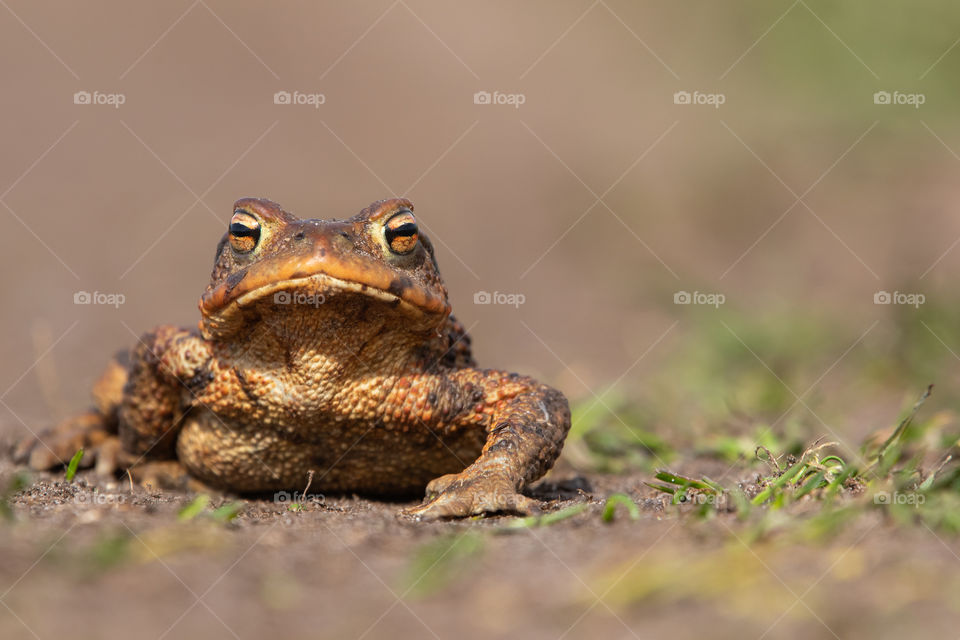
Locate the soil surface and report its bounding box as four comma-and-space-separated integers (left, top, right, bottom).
2, 454, 958, 640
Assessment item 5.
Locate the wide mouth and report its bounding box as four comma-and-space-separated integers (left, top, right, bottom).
198, 253, 450, 340
232, 271, 425, 313
199, 247, 450, 320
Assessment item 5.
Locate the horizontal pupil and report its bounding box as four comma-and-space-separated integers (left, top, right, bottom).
230, 222, 259, 238
388, 223, 417, 238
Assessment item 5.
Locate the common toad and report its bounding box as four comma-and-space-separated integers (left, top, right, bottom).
15, 198, 571, 519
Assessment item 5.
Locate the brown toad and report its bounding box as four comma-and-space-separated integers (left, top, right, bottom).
15, 198, 571, 519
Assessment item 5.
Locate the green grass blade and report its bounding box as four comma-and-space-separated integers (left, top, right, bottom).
731, 489, 752, 520
876, 385, 933, 464
750, 460, 808, 506
1, 471, 31, 522
793, 470, 826, 500
820, 456, 846, 469
653, 471, 716, 492
643, 482, 677, 495
211, 502, 245, 523
506, 503, 589, 529
602, 493, 640, 522
177, 494, 210, 522
825, 465, 857, 499
65, 449, 85, 482
700, 476, 727, 493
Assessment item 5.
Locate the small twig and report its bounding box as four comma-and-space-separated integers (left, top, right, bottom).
756, 446, 782, 474
920, 454, 953, 491
126, 468, 135, 494
301, 470, 315, 503
932, 454, 953, 477
800, 439, 838, 463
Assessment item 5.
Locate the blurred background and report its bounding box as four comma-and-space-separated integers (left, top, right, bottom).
3, 2, 960, 638
3, 0, 960, 458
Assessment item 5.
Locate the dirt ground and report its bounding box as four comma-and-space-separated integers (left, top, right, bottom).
2, 450, 959, 640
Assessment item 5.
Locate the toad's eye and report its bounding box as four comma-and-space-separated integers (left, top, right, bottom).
384, 210, 418, 255
229, 211, 261, 253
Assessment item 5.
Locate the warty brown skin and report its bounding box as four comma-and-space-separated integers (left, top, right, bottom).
14, 197, 571, 519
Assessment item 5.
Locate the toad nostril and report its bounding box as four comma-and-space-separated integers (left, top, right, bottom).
332, 231, 355, 251
294, 231, 305, 241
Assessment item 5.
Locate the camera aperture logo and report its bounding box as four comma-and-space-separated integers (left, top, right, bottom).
674, 290, 725, 308
273, 90, 326, 109
473, 90, 526, 109
673, 90, 725, 109
474, 290, 526, 308
874, 290, 924, 308
74, 291, 125, 308
73, 90, 125, 108
873, 90, 925, 109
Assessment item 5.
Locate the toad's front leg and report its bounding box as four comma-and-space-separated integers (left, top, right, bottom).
14, 325, 210, 481
402, 370, 570, 520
